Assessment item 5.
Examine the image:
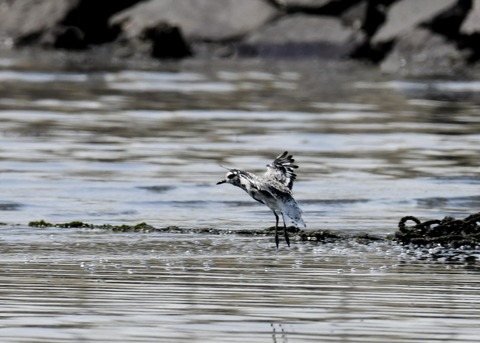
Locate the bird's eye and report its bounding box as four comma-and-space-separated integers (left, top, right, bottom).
227, 174, 235, 179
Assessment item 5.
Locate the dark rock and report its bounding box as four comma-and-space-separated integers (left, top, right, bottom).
340, 0, 368, 30
58, 0, 146, 46
113, 27, 192, 60
459, 0, 480, 63
240, 14, 365, 58
340, 0, 398, 35
349, 0, 396, 38
395, 212, 480, 248
110, 0, 279, 42
272, 0, 363, 16
461, 0, 480, 34
143, 24, 192, 59
425, 0, 472, 39
0, 0, 81, 47
0, 0, 144, 49
110, 7, 194, 60
347, 1, 397, 62
273, 0, 332, 9
0, 0, 473, 74
372, 0, 458, 44
380, 28, 467, 75
48, 26, 87, 50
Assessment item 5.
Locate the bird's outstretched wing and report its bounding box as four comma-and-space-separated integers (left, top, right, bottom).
264, 151, 298, 190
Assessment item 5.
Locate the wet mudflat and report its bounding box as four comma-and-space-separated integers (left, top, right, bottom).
1, 56, 480, 341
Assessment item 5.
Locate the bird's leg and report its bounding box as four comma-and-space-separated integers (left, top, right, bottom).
282, 215, 290, 247
273, 211, 280, 249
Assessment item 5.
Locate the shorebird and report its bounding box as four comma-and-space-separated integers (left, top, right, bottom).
217, 151, 306, 248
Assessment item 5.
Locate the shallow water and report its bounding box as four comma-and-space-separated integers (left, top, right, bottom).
1, 59, 480, 231
2, 227, 480, 343
1, 57, 480, 341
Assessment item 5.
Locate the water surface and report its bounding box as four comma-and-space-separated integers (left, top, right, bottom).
1, 57, 480, 342
1, 227, 480, 342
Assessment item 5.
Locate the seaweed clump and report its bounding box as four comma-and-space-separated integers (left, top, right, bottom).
27, 220, 386, 243
28, 220, 155, 232
395, 212, 480, 248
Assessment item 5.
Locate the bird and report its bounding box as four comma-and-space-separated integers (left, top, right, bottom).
217, 151, 306, 248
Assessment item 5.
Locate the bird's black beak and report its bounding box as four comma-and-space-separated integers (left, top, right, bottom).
216, 180, 226, 185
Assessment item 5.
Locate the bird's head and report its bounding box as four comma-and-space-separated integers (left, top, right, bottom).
216, 168, 241, 187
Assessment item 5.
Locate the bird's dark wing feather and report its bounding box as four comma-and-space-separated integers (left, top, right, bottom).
263, 151, 298, 190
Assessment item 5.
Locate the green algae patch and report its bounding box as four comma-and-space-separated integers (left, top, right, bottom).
25, 212, 480, 252
29, 220, 157, 232
29, 220, 94, 229
395, 212, 480, 248
29, 220, 54, 227
96, 222, 156, 232
59, 221, 93, 228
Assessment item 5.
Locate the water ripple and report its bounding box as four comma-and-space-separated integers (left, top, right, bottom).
0, 61, 479, 341
1, 228, 479, 342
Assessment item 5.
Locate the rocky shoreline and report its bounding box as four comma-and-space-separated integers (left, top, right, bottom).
0, 0, 479, 76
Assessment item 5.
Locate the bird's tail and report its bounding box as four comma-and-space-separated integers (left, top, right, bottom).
281, 197, 306, 228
